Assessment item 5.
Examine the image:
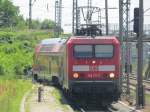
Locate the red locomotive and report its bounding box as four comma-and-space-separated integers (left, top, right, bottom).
33, 35, 121, 104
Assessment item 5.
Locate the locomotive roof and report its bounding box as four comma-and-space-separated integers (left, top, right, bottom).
67, 36, 120, 44
70, 36, 118, 39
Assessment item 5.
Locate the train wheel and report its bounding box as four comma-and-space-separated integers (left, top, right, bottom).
66, 89, 73, 100
33, 74, 38, 82
62, 88, 67, 96
101, 101, 111, 110
52, 76, 60, 88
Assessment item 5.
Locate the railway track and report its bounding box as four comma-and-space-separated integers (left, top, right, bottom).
73, 103, 133, 112
130, 75, 150, 84
122, 75, 150, 95
65, 96, 121, 112
64, 93, 118, 112
74, 105, 118, 112
129, 75, 150, 92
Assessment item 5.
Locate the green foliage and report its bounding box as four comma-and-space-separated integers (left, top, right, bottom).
15, 16, 27, 29
0, 0, 22, 27
41, 19, 55, 29
25, 19, 41, 29
0, 30, 52, 77
0, 65, 4, 75
25, 19, 56, 30
0, 0, 56, 30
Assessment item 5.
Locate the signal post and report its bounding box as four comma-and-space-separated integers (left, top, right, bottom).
135, 0, 145, 108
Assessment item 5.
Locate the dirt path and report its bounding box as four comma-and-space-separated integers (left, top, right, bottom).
25, 85, 74, 112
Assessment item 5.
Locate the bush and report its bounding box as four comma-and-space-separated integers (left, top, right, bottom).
0, 30, 53, 77
0, 65, 4, 75
3, 47, 16, 54
14, 64, 22, 75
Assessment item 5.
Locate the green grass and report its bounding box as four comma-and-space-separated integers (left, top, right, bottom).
0, 29, 52, 112
51, 87, 73, 111
0, 29, 70, 112
145, 94, 150, 104
0, 79, 32, 112
51, 88, 62, 102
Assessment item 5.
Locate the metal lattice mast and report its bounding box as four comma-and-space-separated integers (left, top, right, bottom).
125, 0, 131, 97
55, 1, 59, 27
105, 0, 108, 35
55, 0, 62, 37
87, 0, 92, 24
55, 0, 59, 37
119, 0, 130, 97
72, 0, 78, 35
58, 0, 62, 31
88, 0, 92, 8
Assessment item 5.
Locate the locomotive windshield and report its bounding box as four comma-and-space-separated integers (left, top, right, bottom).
74, 45, 93, 58
95, 45, 113, 58
74, 45, 114, 58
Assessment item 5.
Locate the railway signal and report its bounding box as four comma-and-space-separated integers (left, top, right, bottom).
134, 8, 139, 35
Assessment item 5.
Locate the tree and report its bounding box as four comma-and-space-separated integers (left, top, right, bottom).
40, 19, 55, 29
31, 19, 41, 29
0, 0, 22, 27
16, 15, 27, 29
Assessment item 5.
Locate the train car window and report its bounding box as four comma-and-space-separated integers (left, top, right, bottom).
95, 45, 114, 58
74, 45, 93, 58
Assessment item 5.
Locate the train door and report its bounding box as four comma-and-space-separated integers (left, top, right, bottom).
48, 56, 52, 81
42, 55, 50, 80
58, 56, 64, 85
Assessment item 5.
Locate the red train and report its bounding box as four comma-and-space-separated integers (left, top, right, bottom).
33, 36, 121, 104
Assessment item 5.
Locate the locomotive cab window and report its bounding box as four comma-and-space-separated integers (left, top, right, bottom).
95, 45, 114, 58
74, 45, 93, 58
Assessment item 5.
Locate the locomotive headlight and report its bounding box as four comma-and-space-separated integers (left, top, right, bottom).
109, 73, 115, 78
92, 60, 96, 64
73, 73, 79, 79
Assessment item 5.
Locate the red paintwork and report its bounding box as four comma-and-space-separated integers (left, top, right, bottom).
67, 36, 120, 81
35, 44, 42, 57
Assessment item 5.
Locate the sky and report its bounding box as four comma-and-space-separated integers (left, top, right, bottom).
12, 0, 150, 33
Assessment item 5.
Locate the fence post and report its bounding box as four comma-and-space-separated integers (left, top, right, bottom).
38, 87, 43, 102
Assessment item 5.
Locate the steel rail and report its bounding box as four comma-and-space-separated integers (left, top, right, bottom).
129, 75, 150, 84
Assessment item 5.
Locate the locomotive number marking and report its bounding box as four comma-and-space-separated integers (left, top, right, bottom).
87, 73, 100, 78
89, 66, 98, 71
